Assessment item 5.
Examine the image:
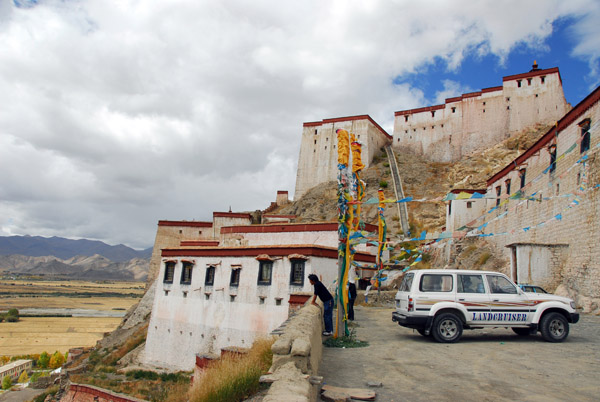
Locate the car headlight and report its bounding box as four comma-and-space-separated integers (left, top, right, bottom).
570, 301, 576, 309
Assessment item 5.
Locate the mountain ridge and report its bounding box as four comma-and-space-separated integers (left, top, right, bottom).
0, 235, 152, 262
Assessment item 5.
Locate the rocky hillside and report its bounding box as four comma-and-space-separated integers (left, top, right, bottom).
278, 123, 553, 240
0, 254, 149, 281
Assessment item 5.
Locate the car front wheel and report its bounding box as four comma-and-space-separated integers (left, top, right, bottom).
432, 313, 463, 343
540, 312, 569, 342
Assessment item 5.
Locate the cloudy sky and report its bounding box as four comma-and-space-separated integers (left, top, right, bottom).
1, 0, 599, 249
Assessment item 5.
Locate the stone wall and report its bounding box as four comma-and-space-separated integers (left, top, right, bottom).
482, 87, 600, 312
263, 302, 323, 402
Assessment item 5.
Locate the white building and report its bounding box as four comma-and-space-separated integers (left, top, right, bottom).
144, 222, 376, 371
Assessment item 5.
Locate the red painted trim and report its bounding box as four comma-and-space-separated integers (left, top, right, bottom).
213, 212, 252, 219
449, 189, 486, 194
303, 121, 323, 127
181, 241, 220, 246
277, 191, 288, 194
502, 67, 560, 84
462, 91, 482, 99
221, 222, 337, 233
482, 86, 503, 93
395, 104, 445, 116
487, 85, 600, 186
303, 115, 392, 140
158, 220, 212, 228
445, 96, 462, 103
161, 245, 376, 263
288, 294, 311, 305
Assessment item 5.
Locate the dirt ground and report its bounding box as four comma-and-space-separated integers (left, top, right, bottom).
320, 306, 600, 402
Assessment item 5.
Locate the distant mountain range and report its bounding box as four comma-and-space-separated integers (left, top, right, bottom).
0, 235, 152, 262
0, 254, 149, 281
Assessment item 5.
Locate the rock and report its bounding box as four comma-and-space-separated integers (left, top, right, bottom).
271, 337, 292, 355
291, 338, 311, 357
321, 390, 351, 402
366, 381, 383, 388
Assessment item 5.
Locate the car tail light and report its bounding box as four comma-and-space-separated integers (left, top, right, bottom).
408, 296, 414, 312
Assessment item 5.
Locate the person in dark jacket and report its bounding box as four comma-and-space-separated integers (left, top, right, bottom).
308, 274, 333, 336
347, 277, 357, 321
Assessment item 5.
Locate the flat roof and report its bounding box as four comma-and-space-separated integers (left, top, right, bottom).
303, 114, 392, 140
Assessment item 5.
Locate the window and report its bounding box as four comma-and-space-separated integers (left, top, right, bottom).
164, 290, 169, 296
230, 268, 241, 287
205, 293, 210, 300
517, 80, 522, 87
466, 201, 472, 209
505, 179, 511, 195
230, 295, 236, 302
431, 111, 435, 117
495, 186, 501, 206
205, 266, 215, 286
290, 260, 305, 286
486, 275, 517, 294
527, 78, 532, 86
506, 97, 510, 102
259, 297, 266, 304
541, 76, 545, 84
163, 262, 175, 284
507, 106, 510, 110
451, 107, 456, 113
580, 119, 591, 154
556, 183, 560, 196
182, 291, 188, 298
448, 201, 452, 216
457, 274, 485, 293
398, 272, 415, 292
314, 139, 317, 144
314, 129, 317, 135
275, 298, 282, 306
180, 262, 193, 284
420, 274, 453, 292
519, 169, 526, 189
404, 115, 409, 122
549, 145, 557, 173
257, 261, 273, 285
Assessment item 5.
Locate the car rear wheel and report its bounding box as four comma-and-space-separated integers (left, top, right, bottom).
432, 313, 463, 343
512, 327, 531, 336
540, 312, 569, 342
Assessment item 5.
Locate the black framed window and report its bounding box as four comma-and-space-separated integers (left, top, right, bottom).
290, 260, 305, 286
230, 268, 241, 287
505, 179, 511, 195
163, 262, 175, 284
549, 145, 557, 173
580, 120, 591, 154
519, 169, 526, 189
257, 261, 273, 285
205, 266, 215, 286
495, 186, 501, 206
180, 262, 193, 285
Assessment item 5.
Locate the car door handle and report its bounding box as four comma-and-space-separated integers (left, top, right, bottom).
492, 299, 500, 302
458, 298, 465, 301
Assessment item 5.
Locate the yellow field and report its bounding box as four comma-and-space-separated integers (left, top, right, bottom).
0, 317, 123, 356
0, 279, 144, 311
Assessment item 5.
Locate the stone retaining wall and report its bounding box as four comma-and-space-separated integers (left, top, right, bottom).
60, 383, 147, 402
263, 302, 323, 402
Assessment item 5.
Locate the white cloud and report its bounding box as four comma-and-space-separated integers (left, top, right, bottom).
0, 0, 598, 248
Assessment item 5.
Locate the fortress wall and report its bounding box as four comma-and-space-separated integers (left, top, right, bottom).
393, 67, 568, 162
212, 213, 252, 238
482, 89, 599, 311
294, 116, 391, 200
147, 221, 213, 284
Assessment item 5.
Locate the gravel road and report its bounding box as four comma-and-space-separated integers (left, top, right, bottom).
320, 306, 600, 402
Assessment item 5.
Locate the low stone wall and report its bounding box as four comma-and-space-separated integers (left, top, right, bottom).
263, 302, 323, 402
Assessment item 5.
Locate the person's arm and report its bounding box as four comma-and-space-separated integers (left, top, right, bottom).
311, 294, 318, 306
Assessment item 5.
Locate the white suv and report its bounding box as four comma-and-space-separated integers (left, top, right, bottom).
392, 269, 579, 343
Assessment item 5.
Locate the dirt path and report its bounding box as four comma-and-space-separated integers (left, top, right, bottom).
319, 306, 600, 402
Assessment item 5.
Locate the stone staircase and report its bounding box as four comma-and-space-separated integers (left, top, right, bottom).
384, 145, 410, 237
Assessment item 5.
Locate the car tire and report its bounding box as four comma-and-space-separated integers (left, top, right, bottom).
416, 329, 429, 337
540, 312, 569, 342
512, 327, 531, 336
431, 313, 463, 343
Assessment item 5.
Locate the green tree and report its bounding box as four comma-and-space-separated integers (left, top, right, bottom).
49, 351, 65, 369
18, 371, 29, 383
7, 308, 19, 317
2, 375, 12, 390
37, 352, 50, 369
